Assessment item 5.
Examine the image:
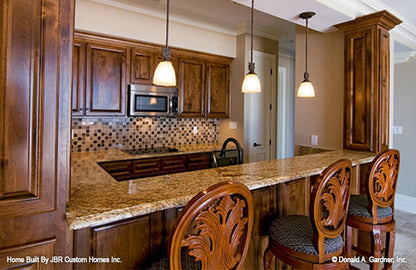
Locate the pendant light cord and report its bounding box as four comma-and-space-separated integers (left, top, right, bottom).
250, 0, 254, 65
305, 16, 308, 76
166, 0, 170, 48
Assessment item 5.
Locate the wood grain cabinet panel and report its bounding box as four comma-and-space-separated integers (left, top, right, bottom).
335, 11, 401, 152
130, 47, 155, 84
186, 153, 210, 171
0, 0, 73, 266
206, 62, 230, 118
85, 42, 128, 116
178, 57, 206, 117
72, 40, 85, 116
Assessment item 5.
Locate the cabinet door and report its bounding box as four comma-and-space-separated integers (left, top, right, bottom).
178, 57, 206, 117
130, 47, 155, 84
85, 42, 127, 116
132, 158, 162, 178
186, 153, 210, 171
0, 0, 72, 265
344, 30, 375, 151
161, 155, 187, 173
72, 40, 85, 116
206, 62, 230, 118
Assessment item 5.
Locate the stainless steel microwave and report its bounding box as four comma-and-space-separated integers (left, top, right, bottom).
128, 84, 179, 117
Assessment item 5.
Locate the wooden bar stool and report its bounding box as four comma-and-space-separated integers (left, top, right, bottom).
346, 149, 400, 270
149, 181, 253, 270
264, 159, 352, 269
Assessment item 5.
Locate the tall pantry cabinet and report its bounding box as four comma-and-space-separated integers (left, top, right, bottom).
0, 0, 73, 269
335, 11, 401, 153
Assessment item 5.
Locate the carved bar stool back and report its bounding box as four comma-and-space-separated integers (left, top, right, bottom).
346, 149, 400, 270
264, 159, 352, 269
150, 181, 253, 270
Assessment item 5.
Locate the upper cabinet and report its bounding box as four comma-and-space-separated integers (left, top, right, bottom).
130, 46, 156, 84
72, 31, 232, 119
73, 33, 128, 117
178, 56, 206, 117
86, 42, 128, 116
178, 54, 231, 118
335, 11, 401, 153
206, 62, 230, 118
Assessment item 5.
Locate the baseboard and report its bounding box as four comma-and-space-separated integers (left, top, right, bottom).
395, 193, 416, 214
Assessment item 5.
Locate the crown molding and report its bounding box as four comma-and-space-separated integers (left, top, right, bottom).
87, 0, 237, 36
394, 51, 416, 64
316, 0, 416, 50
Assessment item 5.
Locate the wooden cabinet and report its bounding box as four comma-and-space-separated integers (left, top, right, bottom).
335, 11, 401, 152
130, 46, 156, 84
86, 42, 128, 116
72, 32, 232, 119
99, 152, 211, 181
206, 62, 230, 118
72, 34, 128, 117
178, 56, 231, 118
0, 0, 73, 268
178, 57, 206, 117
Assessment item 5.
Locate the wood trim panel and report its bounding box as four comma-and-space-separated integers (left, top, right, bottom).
344, 29, 375, 151
0, 239, 56, 269
72, 40, 85, 116
379, 28, 390, 151
0, 0, 60, 219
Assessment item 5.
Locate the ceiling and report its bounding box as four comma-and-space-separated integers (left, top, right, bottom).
97, 0, 416, 52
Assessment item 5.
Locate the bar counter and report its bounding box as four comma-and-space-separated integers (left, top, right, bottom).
66, 148, 375, 230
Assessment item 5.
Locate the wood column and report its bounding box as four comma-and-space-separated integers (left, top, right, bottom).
335, 11, 401, 153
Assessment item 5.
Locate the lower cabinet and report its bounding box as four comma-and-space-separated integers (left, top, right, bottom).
99, 152, 211, 181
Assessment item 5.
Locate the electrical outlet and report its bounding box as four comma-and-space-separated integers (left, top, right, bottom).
193, 126, 198, 134
229, 121, 237, 130
392, 126, 403, 134
311, 135, 318, 146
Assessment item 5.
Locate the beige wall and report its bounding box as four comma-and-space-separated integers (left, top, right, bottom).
75, 0, 236, 57
294, 26, 344, 150
393, 56, 416, 198
219, 34, 279, 157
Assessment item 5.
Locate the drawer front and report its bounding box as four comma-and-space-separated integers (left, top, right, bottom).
186, 153, 210, 170
99, 160, 132, 173
161, 156, 187, 172
132, 158, 162, 177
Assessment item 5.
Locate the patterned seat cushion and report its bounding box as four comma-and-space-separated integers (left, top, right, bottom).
268, 215, 343, 256
348, 195, 392, 218
148, 249, 201, 270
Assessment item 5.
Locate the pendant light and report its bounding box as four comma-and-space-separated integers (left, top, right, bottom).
241, 0, 261, 93
153, 0, 176, 86
297, 11, 315, 97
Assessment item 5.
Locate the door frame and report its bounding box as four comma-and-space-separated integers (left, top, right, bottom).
243, 50, 277, 162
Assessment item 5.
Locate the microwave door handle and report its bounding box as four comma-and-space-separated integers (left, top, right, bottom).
169, 96, 172, 114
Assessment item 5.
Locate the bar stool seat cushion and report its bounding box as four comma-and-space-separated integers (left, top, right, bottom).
149, 250, 201, 270
348, 195, 392, 219
268, 215, 343, 256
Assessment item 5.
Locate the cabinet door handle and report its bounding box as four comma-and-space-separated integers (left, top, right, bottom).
253, 142, 262, 147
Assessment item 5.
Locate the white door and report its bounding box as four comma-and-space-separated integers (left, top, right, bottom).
244, 51, 275, 163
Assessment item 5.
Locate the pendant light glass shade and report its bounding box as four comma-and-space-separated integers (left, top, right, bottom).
153, 60, 176, 86
297, 12, 315, 97
242, 72, 261, 93
297, 79, 315, 97
153, 0, 176, 87
242, 0, 261, 93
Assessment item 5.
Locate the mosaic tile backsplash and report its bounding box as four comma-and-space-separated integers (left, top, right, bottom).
72, 117, 220, 152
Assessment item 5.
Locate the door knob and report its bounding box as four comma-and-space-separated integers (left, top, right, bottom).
253, 142, 262, 147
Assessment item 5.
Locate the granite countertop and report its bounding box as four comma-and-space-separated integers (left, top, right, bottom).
66, 147, 375, 230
